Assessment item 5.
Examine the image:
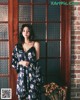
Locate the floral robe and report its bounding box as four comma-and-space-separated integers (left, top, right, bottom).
12, 44, 41, 100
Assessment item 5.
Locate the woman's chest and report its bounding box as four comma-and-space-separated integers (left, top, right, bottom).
16, 49, 36, 61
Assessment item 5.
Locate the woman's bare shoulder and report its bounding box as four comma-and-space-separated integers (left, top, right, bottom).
34, 41, 40, 47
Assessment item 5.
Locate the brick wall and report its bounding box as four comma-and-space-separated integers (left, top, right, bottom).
71, 1, 80, 99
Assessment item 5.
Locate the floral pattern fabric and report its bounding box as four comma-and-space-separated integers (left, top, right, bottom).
12, 44, 41, 100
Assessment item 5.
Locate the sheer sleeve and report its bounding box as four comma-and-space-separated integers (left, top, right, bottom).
35, 59, 42, 87
29, 59, 42, 88
12, 45, 20, 73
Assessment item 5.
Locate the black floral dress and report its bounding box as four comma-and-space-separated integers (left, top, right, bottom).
12, 44, 42, 100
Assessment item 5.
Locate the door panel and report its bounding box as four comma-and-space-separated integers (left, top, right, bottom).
0, 5, 8, 21
48, 5, 60, 21
19, 5, 31, 21
0, 77, 9, 89
0, 60, 8, 74
47, 41, 60, 57
48, 23, 60, 39
0, 1, 9, 99
33, 24, 46, 40
0, 24, 8, 39
33, 5, 46, 21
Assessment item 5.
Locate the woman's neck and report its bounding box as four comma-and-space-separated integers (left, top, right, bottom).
24, 38, 30, 44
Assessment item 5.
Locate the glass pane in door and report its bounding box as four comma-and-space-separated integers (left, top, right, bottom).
0, 5, 8, 21
19, 5, 31, 21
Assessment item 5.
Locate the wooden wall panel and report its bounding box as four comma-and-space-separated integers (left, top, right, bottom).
9, 0, 18, 100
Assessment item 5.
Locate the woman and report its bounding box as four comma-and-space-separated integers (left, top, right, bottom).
12, 24, 42, 100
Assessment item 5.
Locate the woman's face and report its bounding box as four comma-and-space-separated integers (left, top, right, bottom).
22, 27, 30, 39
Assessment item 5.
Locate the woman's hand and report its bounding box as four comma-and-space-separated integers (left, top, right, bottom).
18, 60, 29, 67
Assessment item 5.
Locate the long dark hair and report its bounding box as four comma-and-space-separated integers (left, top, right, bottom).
17, 24, 35, 50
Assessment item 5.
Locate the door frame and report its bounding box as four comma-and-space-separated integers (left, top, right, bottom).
61, 1, 71, 99
9, 0, 18, 99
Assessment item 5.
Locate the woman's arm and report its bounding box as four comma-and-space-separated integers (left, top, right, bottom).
34, 41, 40, 60
18, 60, 29, 66
34, 42, 42, 87
12, 45, 20, 73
